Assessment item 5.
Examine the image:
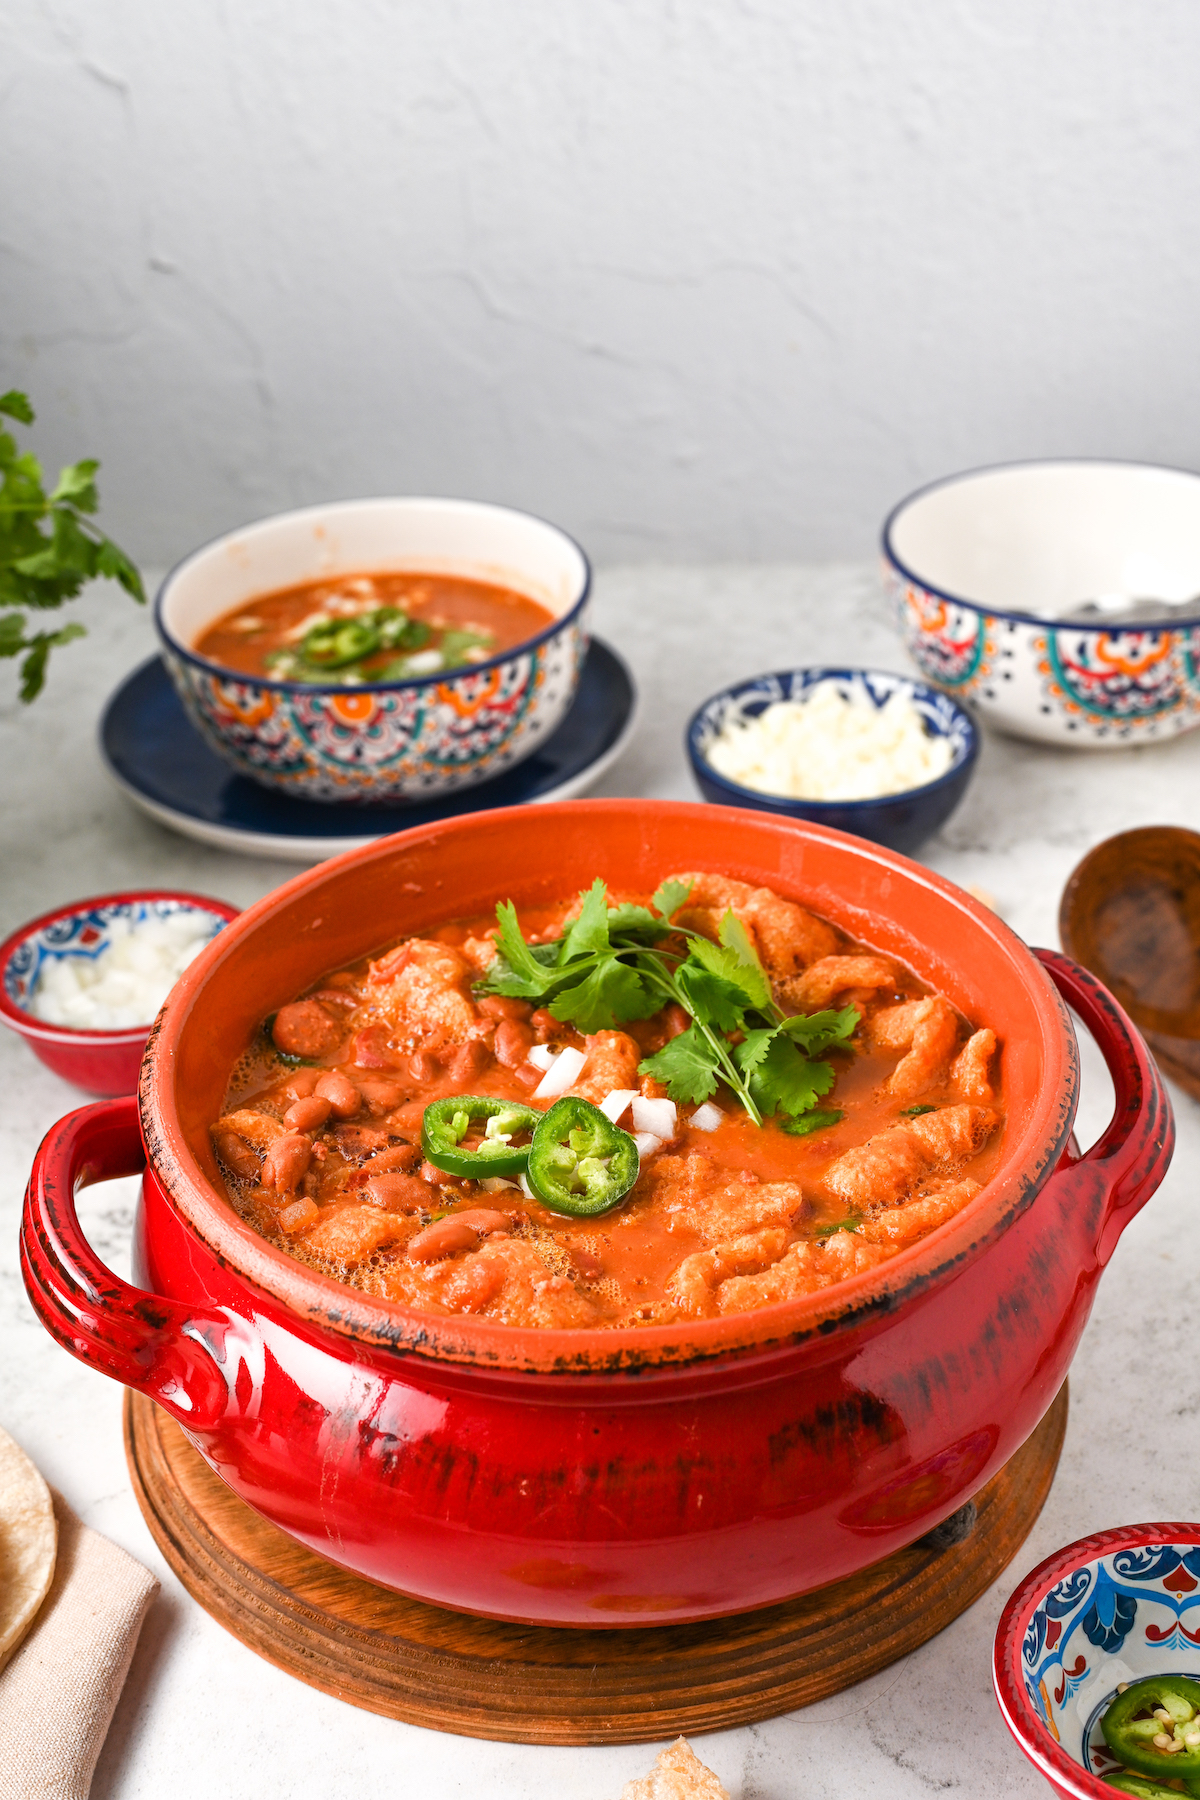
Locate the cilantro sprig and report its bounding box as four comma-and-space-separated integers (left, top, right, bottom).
0, 390, 144, 700
479, 878, 859, 1127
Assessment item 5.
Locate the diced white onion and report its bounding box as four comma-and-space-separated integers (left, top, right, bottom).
690, 1102, 725, 1132
518, 1172, 536, 1200
631, 1096, 677, 1140
480, 1176, 519, 1193
533, 1044, 586, 1099
28, 907, 222, 1030
526, 1043, 557, 1072
598, 1088, 637, 1124
632, 1131, 663, 1159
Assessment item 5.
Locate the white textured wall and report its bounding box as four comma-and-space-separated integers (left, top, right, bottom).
4, 1, 1200, 566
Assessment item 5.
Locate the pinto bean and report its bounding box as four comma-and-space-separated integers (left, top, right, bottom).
261, 1132, 313, 1193
362, 1142, 421, 1174
512, 1061, 543, 1091
408, 1051, 441, 1083
493, 1020, 535, 1069
213, 1130, 261, 1180
407, 1208, 511, 1263
478, 995, 533, 1022
530, 1008, 559, 1043
362, 1173, 431, 1212
449, 1038, 492, 1082
272, 1001, 343, 1059
278, 1068, 321, 1101
314, 1070, 361, 1117
284, 1096, 333, 1132
354, 1076, 407, 1115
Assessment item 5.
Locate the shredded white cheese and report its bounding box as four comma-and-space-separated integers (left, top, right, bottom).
29, 910, 220, 1030
703, 679, 954, 802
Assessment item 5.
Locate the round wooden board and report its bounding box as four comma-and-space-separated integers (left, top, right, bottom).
124, 1383, 1067, 1745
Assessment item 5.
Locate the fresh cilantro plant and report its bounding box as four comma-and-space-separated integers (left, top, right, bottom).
478, 878, 859, 1127
0, 390, 144, 701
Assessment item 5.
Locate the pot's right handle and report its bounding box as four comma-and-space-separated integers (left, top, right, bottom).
1036, 948, 1175, 1265
21, 1096, 228, 1431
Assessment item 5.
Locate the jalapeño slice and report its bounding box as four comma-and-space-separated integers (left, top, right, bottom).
1102, 1675, 1200, 1779
421, 1096, 540, 1178
526, 1096, 639, 1216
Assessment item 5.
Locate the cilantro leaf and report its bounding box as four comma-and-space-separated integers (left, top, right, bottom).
558, 879, 611, 963
651, 877, 693, 921
782, 1108, 844, 1137
606, 902, 669, 941
716, 911, 773, 1010
737, 1033, 836, 1118
49, 458, 99, 513
779, 1005, 860, 1055
675, 958, 749, 1034
549, 959, 658, 1033
687, 936, 770, 1012
0, 391, 143, 699
489, 901, 558, 995
638, 1023, 720, 1106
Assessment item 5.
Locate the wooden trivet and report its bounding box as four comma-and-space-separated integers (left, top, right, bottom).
124, 1382, 1067, 1744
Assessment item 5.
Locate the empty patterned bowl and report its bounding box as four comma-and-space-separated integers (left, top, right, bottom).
0, 891, 238, 1095
994, 1521, 1200, 1797
154, 497, 592, 803
885, 461, 1200, 747
686, 666, 979, 856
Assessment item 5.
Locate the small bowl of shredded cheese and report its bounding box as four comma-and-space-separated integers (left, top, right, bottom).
0, 891, 240, 1095
687, 667, 979, 855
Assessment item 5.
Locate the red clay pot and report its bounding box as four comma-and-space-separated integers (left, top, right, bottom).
21, 802, 1174, 1626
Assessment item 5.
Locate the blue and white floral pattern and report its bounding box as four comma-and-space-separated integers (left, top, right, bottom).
3, 900, 227, 1016
1022, 1542, 1200, 1778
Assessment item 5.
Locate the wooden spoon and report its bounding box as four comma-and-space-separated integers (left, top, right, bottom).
1059, 825, 1200, 1100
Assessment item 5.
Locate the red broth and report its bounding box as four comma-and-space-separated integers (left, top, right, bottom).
209, 876, 1004, 1331
194, 570, 556, 684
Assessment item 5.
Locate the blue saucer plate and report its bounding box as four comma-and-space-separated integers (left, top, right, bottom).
100, 640, 638, 861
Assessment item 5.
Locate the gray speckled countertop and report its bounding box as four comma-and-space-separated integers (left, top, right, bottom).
2, 563, 1197, 1798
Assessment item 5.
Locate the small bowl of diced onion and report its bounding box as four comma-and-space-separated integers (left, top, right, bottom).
687, 666, 980, 856
0, 890, 240, 1096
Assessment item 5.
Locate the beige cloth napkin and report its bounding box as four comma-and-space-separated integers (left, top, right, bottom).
0, 1493, 158, 1800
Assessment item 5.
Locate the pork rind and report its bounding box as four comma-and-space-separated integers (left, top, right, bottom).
620, 1736, 730, 1800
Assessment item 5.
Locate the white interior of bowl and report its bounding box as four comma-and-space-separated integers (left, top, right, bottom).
888, 463, 1200, 619
1022, 1541, 1200, 1782
158, 497, 589, 651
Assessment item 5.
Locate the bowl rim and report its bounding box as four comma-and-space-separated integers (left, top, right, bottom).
882, 457, 1200, 632
138, 799, 1079, 1375
685, 665, 980, 813
993, 1519, 1200, 1799
153, 494, 593, 696
0, 889, 240, 1046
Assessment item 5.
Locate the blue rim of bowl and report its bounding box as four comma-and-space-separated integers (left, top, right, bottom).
686, 666, 980, 814
882, 456, 1200, 633
153, 495, 593, 695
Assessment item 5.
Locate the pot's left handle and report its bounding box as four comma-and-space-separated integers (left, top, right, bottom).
21, 1096, 228, 1431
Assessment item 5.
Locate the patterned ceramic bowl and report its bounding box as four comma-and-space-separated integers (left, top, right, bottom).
154, 498, 592, 803
686, 666, 979, 856
0, 891, 238, 1096
994, 1522, 1200, 1798
885, 462, 1200, 747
